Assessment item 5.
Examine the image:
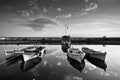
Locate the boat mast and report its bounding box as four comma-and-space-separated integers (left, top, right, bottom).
64, 24, 68, 35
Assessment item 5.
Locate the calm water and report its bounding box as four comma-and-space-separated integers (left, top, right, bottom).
0, 45, 120, 80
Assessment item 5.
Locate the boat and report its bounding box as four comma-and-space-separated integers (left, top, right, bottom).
67, 47, 85, 72
4, 46, 46, 72
22, 46, 46, 62
4, 49, 23, 60
81, 47, 107, 71
67, 48, 85, 62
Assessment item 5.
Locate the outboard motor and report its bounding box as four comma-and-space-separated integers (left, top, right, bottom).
61, 35, 71, 53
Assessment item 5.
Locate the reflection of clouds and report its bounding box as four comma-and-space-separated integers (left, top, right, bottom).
98, 69, 120, 80
46, 48, 60, 56
50, 71, 59, 77
43, 60, 47, 66
44, 46, 60, 57
100, 72, 110, 77
100, 71, 104, 76
86, 61, 97, 71
55, 55, 67, 60
105, 73, 110, 76
30, 63, 40, 77
49, 64, 54, 68
33, 78, 35, 80
64, 74, 83, 80
57, 62, 62, 66
84, 70, 88, 74
114, 73, 118, 77
100, 70, 120, 78
1, 45, 120, 80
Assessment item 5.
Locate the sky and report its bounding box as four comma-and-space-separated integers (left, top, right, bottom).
0, 0, 120, 37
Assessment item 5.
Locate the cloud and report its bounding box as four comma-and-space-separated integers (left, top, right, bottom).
17, 10, 30, 16
82, 2, 98, 13
43, 7, 47, 13
84, 2, 98, 12
28, 0, 41, 14
26, 18, 59, 31
56, 14, 72, 19
69, 17, 120, 37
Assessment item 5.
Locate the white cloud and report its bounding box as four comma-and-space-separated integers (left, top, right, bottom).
24, 17, 58, 31
56, 14, 72, 19
17, 10, 30, 16
85, 2, 98, 12
80, 12, 88, 15
65, 14, 72, 18
69, 18, 120, 37
28, 0, 41, 13
43, 7, 47, 13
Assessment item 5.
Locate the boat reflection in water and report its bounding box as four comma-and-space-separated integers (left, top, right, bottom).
4, 46, 107, 73
4, 46, 46, 72
67, 47, 85, 72
67, 47, 107, 73
20, 56, 42, 72
5, 54, 23, 67
82, 47, 107, 71
67, 55, 85, 73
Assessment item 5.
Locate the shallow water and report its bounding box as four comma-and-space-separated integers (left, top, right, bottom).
0, 45, 120, 80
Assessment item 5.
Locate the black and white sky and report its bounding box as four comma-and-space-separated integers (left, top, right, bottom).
0, 0, 120, 37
